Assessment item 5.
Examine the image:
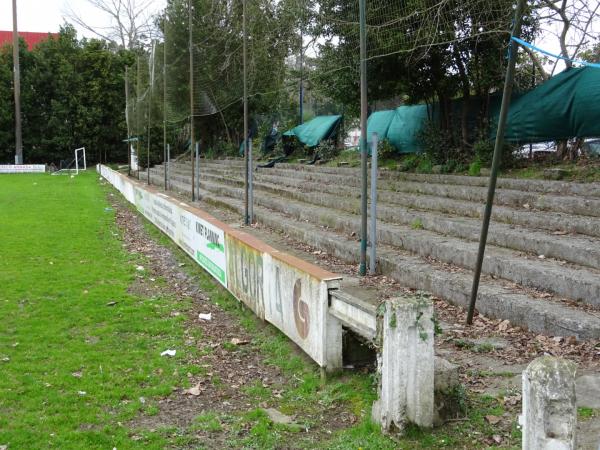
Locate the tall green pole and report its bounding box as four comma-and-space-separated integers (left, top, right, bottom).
189, 0, 196, 201
125, 65, 131, 176
467, 0, 527, 324
358, 0, 368, 276
243, 0, 249, 225
163, 40, 168, 189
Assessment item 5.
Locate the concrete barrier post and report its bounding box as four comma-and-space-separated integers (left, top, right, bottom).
372, 296, 434, 432
522, 356, 577, 450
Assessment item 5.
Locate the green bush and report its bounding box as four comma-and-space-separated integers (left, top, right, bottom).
398, 154, 420, 172
316, 140, 340, 160
416, 155, 433, 173
376, 139, 396, 160
468, 160, 481, 176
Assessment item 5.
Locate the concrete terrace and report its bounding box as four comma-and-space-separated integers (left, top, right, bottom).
141, 159, 600, 340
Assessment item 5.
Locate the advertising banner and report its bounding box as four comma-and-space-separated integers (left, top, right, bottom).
98, 165, 341, 368
0, 164, 46, 173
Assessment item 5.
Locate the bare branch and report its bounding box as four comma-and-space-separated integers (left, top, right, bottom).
63, 0, 158, 49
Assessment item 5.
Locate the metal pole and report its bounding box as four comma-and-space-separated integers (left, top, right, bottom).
125, 66, 131, 176
467, 0, 527, 324
195, 141, 200, 200
136, 56, 142, 180
243, 0, 249, 225
163, 40, 168, 189
167, 144, 171, 190
369, 133, 378, 275
299, 30, 304, 124
248, 139, 253, 223
147, 46, 152, 186
189, 0, 196, 201
358, 0, 368, 276
12, 0, 22, 164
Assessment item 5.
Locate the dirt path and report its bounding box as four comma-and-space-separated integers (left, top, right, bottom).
109, 191, 359, 449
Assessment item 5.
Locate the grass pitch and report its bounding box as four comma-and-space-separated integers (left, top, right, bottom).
0, 172, 194, 448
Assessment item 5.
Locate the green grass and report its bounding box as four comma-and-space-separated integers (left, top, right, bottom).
0, 172, 192, 449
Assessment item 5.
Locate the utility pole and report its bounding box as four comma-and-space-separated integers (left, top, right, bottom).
189, 0, 196, 201
12, 0, 22, 164
243, 0, 249, 224
358, 0, 368, 276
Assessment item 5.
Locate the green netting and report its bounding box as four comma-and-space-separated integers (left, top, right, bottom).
284, 115, 342, 147
367, 110, 397, 144
367, 105, 428, 153
499, 66, 600, 142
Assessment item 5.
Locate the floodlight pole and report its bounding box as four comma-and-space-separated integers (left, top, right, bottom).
358, 0, 368, 276
466, 0, 526, 324
12, 0, 23, 165
243, 0, 250, 225
189, 0, 196, 201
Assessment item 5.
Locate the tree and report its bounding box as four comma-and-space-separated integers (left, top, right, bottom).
0, 26, 134, 164
64, 0, 158, 49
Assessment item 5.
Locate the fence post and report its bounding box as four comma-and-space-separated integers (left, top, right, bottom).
248, 139, 254, 223
372, 296, 434, 432
167, 144, 170, 190
195, 141, 200, 200
369, 132, 378, 275
522, 356, 577, 450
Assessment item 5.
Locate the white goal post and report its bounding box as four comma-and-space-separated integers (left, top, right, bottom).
75, 147, 87, 175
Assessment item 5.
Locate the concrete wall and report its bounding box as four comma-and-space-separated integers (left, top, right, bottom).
98, 165, 342, 370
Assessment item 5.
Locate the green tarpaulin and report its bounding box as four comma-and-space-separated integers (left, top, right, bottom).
367, 105, 429, 153
499, 66, 600, 142
284, 115, 342, 147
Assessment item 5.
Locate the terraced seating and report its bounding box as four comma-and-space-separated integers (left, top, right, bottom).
141, 160, 600, 339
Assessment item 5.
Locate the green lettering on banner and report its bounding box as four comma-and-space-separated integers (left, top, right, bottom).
196, 251, 225, 285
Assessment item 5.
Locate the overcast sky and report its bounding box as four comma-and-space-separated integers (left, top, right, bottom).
0, 0, 166, 38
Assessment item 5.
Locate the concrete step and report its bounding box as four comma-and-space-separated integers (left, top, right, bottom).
176, 161, 600, 219
164, 163, 600, 239
188, 179, 600, 340
144, 171, 600, 308
192, 159, 600, 198
152, 167, 600, 271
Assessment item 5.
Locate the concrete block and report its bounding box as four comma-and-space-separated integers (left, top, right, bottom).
434, 356, 462, 426
522, 356, 577, 450
372, 296, 434, 433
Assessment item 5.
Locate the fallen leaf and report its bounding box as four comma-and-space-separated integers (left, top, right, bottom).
485, 415, 502, 425
492, 435, 502, 444
184, 384, 202, 396
106, 301, 118, 307
72, 371, 83, 378
498, 319, 510, 332
231, 338, 249, 346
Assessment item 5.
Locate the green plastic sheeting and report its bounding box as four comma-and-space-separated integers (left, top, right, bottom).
367, 105, 429, 153
499, 66, 600, 142
284, 115, 342, 147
